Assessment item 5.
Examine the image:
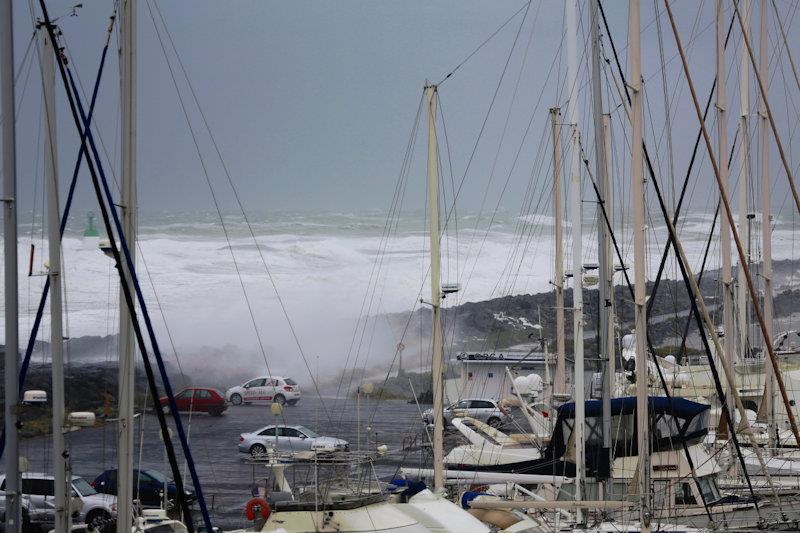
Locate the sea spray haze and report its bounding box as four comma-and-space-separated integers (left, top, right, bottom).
3, 209, 799, 390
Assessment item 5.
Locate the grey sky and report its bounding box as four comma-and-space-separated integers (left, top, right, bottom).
5, 1, 800, 218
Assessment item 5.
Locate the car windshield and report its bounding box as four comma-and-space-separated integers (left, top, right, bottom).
144, 470, 168, 483
284, 378, 297, 386
73, 477, 97, 497
296, 426, 317, 438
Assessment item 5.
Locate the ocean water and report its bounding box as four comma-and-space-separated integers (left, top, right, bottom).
2, 209, 799, 382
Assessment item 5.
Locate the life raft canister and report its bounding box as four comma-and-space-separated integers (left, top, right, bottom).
245, 497, 271, 521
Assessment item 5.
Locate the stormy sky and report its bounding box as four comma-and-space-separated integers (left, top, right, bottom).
3, 1, 800, 218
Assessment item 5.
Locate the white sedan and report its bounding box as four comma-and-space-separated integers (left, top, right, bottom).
238, 425, 348, 456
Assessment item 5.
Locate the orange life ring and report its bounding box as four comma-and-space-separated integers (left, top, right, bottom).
245, 497, 271, 521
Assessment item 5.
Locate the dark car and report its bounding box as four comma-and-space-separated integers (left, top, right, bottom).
160, 387, 227, 416
91, 469, 196, 509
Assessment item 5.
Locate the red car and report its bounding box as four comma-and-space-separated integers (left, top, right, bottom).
160, 387, 227, 416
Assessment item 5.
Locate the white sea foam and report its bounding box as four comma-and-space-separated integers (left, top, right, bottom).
2, 210, 798, 381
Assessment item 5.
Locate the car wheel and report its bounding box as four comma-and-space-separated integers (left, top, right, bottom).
87, 509, 111, 530
287, 399, 298, 406
230, 393, 243, 406
250, 443, 267, 457
208, 407, 224, 416
273, 394, 286, 406
487, 417, 502, 428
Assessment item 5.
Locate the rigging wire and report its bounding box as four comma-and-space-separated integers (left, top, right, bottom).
770, 0, 800, 94
32, 0, 209, 525
440, 0, 532, 234
578, 140, 715, 521
0, 29, 36, 130
435, 1, 531, 86
143, 0, 292, 421
335, 93, 424, 412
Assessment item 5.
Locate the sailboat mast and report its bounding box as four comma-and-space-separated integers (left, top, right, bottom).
716, 0, 736, 466
1, 0, 21, 530
737, 0, 751, 389
758, 0, 775, 445
550, 108, 566, 396
425, 84, 445, 493
629, 0, 650, 529
41, 25, 70, 532
566, 0, 585, 516
602, 113, 614, 384
590, 0, 612, 485
117, 0, 138, 529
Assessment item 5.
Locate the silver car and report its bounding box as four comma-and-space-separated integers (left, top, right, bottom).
422, 398, 509, 428
0, 473, 117, 529
0, 492, 56, 531
238, 425, 348, 456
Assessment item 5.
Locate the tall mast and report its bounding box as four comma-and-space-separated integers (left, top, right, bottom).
117, 0, 138, 529
590, 0, 612, 486
602, 113, 614, 383
1, 0, 21, 530
629, 0, 650, 530
566, 0, 585, 516
550, 107, 566, 396
737, 0, 751, 389
758, 0, 774, 445
425, 84, 445, 493
40, 25, 69, 533
716, 0, 735, 466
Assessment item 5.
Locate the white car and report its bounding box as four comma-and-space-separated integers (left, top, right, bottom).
238, 425, 348, 455
0, 473, 118, 529
226, 376, 301, 406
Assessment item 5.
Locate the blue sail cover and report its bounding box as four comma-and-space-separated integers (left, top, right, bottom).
557, 396, 710, 420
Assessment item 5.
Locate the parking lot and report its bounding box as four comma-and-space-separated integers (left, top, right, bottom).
7, 396, 425, 529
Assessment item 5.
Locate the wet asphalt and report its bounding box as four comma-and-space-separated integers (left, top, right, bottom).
11, 397, 430, 530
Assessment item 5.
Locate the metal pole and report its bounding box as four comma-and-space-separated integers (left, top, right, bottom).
2, 0, 21, 528
757, 0, 775, 448
590, 0, 612, 487
629, 1, 650, 530
40, 25, 70, 533
737, 0, 751, 381
425, 84, 445, 493
550, 108, 566, 397
117, 0, 137, 530
602, 113, 614, 387
716, 0, 736, 472
566, 0, 584, 519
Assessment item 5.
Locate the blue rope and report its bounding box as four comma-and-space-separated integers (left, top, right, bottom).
0, 34, 110, 461
65, 68, 214, 532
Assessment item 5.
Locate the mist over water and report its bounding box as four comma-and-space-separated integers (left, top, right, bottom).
2, 209, 799, 389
